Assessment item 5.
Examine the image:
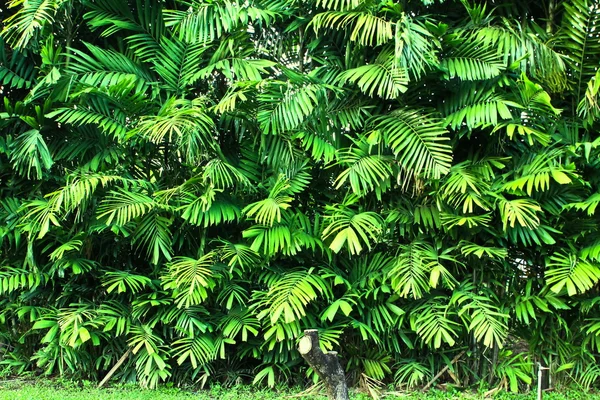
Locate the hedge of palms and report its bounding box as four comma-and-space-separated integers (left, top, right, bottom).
1, 0, 600, 393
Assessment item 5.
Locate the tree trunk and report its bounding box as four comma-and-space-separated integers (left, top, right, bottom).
298, 329, 349, 400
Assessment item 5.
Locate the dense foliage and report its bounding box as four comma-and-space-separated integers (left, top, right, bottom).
1, 0, 600, 394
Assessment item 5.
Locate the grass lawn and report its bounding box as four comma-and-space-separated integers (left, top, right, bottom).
0, 380, 599, 400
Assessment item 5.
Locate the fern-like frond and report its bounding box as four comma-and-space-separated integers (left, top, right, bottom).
311, 11, 393, 47
441, 37, 504, 80
334, 142, 393, 197
2, 0, 62, 48
339, 49, 408, 99
0, 39, 36, 88
388, 241, 457, 299
546, 252, 600, 296
410, 297, 460, 349
255, 267, 329, 324
9, 129, 53, 179
257, 82, 326, 135
441, 86, 517, 130
373, 108, 453, 179
97, 189, 155, 226
322, 201, 383, 255
162, 254, 216, 308
559, 0, 600, 102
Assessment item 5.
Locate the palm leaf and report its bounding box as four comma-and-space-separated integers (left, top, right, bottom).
162, 254, 216, 308
441, 36, 504, 81
2, 0, 62, 48
373, 108, 453, 179
322, 201, 383, 255
338, 49, 408, 99
546, 252, 600, 296
310, 11, 393, 47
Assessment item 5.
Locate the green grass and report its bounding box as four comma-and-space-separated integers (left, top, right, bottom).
0, 380, 599, 400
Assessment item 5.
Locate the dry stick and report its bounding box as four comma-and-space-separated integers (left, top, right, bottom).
97, 348, 132, 389
421, 350, 466, 392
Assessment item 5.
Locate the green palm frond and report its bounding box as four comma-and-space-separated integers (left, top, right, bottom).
85, 0, 164, 61
132, 213, 173, 264
502, 149, 575, 196
133, 97, 214, 159
47, 174, 126, 216
243, 222, 294, 256
338, 48, 408, 99
0, 39, 36, 88
197, 37, 275, 82
243, 177, 293, 227
102, 271, 152, 294
51, 96, 129, 138
546, 252, 600, 296
1, 0, 63, 48
325, 99, 374, 131
441, 85, 517, 130
219, 307, 260, 341
316, 0, 361, 11
97, 188, 155, 226
410, 297, 460, 349
373, 108, 453, 179
394, 360, 431, 389
172, 335, 217, 368
255, 267, 329, 324
164, 0, 279, 43
160, 305, 210, 336
473, 24, 567, 91
388, 240, 457, 299
459, 241, 507, 259
48, 236, 83, 260
322, 200, 383, 255
452, 283, 508, 348
395, 14, 439, 80
257, 82, 326, 135
217, 241, 261, 271
66, 43, 154, 89
282, 161, 312, 194
559, 0, 600, 102
178, 191, 241, 228
441, 36, 504, 80
201, 157, 252, 190
439, 161, 492, 213
578, 70, 600, 126
162, 253, 216, 308
497, 196, 542, 231
9, 129, 53, 179
334, 141, 393, 197
155, 37, 207, 93
0, 267, 48, 295
310, 11, 393, 47
293, 129, 337, 164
